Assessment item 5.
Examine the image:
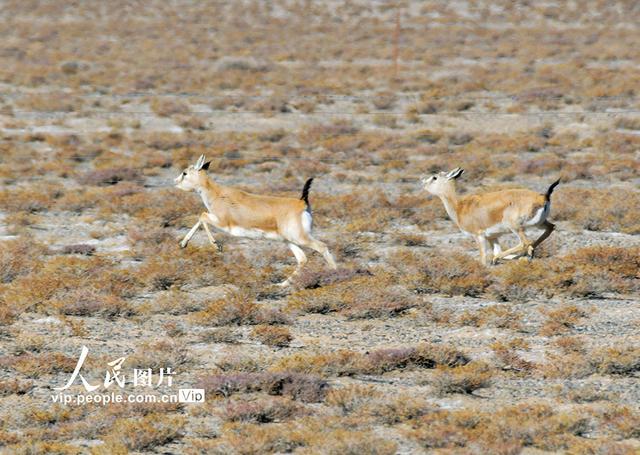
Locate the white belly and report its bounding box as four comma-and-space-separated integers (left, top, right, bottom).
224, 226, 283, 240
483, 223, 510, 236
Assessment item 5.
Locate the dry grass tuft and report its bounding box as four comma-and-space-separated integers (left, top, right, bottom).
219, 396, 306, 423
539, 304, 589, 336
77, 167, 141, 186
457, 305, 522, 329
101, 413, 185, 451
271, 343, 469, 377
191, 291, 289, 326
405, 402, 598, 452
287, 273, 418, 319
251, 325, 293, 347
198, 372, 329, 403
431, 361, 494, 396
417, 252, 490, 297
0, 237, 48, 283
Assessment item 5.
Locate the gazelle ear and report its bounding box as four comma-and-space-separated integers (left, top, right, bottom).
201, 160, 211, 171
194, 155, 206, 170
446, 168, 464, 180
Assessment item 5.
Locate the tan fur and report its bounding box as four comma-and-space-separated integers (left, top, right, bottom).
199, 177, 304, 234
175, 155, 336, 286
423, 168, 556, 265
450, 190, 547, 234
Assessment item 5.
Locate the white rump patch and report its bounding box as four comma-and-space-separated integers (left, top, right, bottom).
526, 202, 549, 227
301, 211, 313, 233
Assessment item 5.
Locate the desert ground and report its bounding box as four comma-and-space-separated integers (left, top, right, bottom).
0, 0, 639, 453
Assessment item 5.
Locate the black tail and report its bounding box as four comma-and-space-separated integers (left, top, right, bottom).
545, 178, 560, 201
301, 178, 313, 211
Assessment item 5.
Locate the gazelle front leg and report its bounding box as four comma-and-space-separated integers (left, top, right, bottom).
200, 212, 221, 251
180, 212, 220, 250
180, 218, 202, 248
476, 235, 491, 266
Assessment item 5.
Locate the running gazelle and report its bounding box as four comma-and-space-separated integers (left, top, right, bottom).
175, 155, 337, 286
422, 168, 559, 265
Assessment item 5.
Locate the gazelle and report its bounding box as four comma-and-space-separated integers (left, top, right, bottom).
422, 168, 559, 265
174, 155, 337, 286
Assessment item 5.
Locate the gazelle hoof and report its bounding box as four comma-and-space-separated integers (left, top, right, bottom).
179, 241, 188, 249
277, 279, 291, 288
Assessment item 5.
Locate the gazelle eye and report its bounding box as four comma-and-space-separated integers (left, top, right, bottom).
182, 172, 186, 176
433, 176, 438, 180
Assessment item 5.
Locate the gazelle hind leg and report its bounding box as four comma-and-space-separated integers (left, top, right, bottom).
492, 228, 531, 263
278, 243, 308, 287
306, 237, 337, 269
531, 220, 555, 257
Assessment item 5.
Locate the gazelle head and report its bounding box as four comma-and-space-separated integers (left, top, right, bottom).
175, 154, 211, 191
422, 167, 464, 196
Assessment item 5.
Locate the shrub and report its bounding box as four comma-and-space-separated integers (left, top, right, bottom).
564, 246, 640, 296
0, 379, 33, 397
0, 187, 53, 212
51, 288, 133, 318
554, 188, 640, 234
539, 304, 589, 336
126, 340, 190, 371
615, 116, 640, 130
3, 352, 78, 378
372, 113, 397, 128
367, 394, 433, 425
491, 341, 536, 376
60, 244, 96, 256
590, 346, 640, 376
103, 413, 185, 451
271, 344, 469, 377
77, 167, 141, 186
431, 361, 494, 395
199, 327, 240, 344
372, 91, 396, 110
0, 237, 48, 283
2, 256, 134, 313
191, 291, 289, 326
197, 372, 329, 403
150, 98, 191, 117
325, 385, 382, 416
489, 260, 557, 301
405, 402, 593, 452
288, 274, 417, 319
414, 129, 442, 144
417, 252, 490, 297
303, 429, 397, 455
252, 325, 292, 347
219, 397, 305, 423
291, 267, 371, 290
457, 305, 522, 329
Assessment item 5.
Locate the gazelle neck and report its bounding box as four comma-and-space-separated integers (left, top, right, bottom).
196, 174, 221, 212
439, 190, 461, 228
